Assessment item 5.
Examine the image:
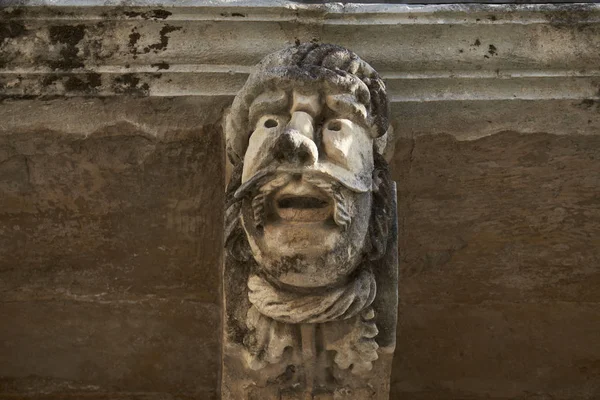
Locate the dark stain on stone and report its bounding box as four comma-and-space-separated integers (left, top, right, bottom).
0, 21, 27, 68
152, 9, 172, 19
472, 38, 481, 47
576, 99, 600, 111
458, 49, 464, 54
0, 21, 27, 42
115, 74, 139, 90
64, 76, 87, 92
86, 72, 102, 89
147, 25, 182, 53
151, 62, 170, 70
62, 73, 101, 93
128, 28, 141, 59
0, 6, 25, 19
484, 55, 489, 59
0, 94, 68, 102
47, 25, 86, 70
488, 44, 498, 56
124, 11, 142, 18
112, 74, 150, 96
580, 99, 595, 108
124, 9, 172, 20
488, 15, 497, 21
129, 28, 141, 47
271, 255, 308, 277
220, 12, 246, 17
545, 4, 594, 28
47, 54, 84, 70
41, 75, 61, 87
48, 24, 85, 46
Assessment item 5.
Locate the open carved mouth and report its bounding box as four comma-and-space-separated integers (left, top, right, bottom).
274, 186, 332, 223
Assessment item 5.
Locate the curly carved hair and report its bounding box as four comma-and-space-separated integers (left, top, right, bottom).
225, 43, 390, 165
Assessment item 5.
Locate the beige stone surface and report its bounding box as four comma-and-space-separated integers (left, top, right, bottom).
1, 2, 600, 400
3, 116, 598, 400
390, 132, 600, 399
2, 2, 600, 138
0, 301, 219, 398
0, 98, 226, 399
0, 116, 225, 302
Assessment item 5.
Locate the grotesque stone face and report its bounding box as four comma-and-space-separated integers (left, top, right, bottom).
238, 90, 375, 288
223, 44, 397, 399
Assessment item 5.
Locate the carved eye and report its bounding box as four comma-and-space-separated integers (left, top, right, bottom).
326, 120, 342, 131
264, 119, 278, 128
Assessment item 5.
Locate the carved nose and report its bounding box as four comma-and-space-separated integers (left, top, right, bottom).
272, 129, 318, 166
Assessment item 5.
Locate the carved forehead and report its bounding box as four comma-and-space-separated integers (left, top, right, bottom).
247, 88, 368, 126
226, 43, 389, 164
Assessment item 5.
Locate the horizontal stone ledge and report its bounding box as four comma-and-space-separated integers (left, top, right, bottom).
0, 393, 196, 400
400, 300, 600, 307
0, 293, 220, 305
2, 1, 600, 23
1, 97, 598, 139
6, 65, 600, 78
1, 3, 599, 74
2, 70, 600, 101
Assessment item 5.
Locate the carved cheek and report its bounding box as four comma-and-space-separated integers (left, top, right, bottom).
242, 116, 284, 183
322, 119, 356, 169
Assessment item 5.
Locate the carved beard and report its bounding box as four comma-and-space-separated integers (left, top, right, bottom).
225, 152, 392, 279
224, 153, 394, 373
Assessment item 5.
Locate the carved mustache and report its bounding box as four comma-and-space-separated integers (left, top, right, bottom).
236, 171, 351, 231
234, 166, 369, 202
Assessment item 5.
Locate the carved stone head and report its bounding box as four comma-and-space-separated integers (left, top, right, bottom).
223, 45, 397, 396
225, 43, 391, 289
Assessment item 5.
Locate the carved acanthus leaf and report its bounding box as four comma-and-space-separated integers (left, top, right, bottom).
244, 306, 298, 370
324, 308, 380, 375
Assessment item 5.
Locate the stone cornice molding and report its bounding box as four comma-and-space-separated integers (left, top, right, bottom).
1, 1, 599, 138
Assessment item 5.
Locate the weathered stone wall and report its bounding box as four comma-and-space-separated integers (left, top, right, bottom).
0, 97, 229, 399
1, 2, 599, 399
390, 132, 600, 399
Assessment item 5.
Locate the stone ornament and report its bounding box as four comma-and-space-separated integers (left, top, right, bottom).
222, 43, 398, 400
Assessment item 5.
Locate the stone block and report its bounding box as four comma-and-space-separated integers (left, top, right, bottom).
0, 300, 219, 399
392, 132, 600, 305
0, 111, 225, 302
391, 303, 600, 399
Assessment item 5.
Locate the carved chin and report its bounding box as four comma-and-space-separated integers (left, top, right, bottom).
241, 187, 372, 288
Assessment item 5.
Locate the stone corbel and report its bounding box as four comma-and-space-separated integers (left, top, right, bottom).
222, 43, 398, 400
